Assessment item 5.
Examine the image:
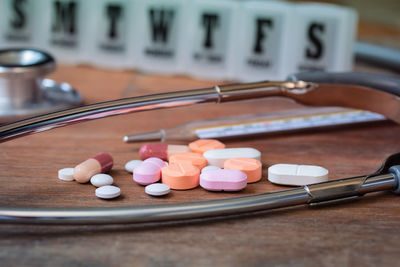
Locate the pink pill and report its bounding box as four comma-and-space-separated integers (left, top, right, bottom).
200, 169, 247, 192
144, 157, 166, 168
133, 157, 167, 185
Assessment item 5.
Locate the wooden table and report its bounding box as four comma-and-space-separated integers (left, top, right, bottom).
1, 32, 400, 267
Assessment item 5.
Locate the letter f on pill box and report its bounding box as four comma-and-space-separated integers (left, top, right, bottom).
235, 1, 295, 81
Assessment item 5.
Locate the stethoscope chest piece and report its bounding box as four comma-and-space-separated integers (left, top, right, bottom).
0, 48, 82, 122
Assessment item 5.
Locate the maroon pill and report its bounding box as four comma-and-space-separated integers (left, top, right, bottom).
139, 143, 190, 160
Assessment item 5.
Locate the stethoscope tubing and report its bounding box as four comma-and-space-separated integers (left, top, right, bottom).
0, 72, 400, 225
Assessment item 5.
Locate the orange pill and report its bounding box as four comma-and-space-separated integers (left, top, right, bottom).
224, 158, 262, 183
169, 152, 208, 170
189, 139, 226, 154
161, 163, 200, 190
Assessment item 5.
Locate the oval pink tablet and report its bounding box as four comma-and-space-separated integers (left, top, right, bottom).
144, 157, 167, 169
133, 157, 167, 185
200, 169, 247, 192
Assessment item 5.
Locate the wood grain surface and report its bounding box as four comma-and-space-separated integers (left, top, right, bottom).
0, 24, 400, 267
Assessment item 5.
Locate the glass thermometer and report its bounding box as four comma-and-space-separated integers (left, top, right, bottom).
123, 107, 386, 142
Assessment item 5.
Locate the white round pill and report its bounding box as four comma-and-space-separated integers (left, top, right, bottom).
201, 165, 221, 174
90, 174, 114, 187
125, 160, 143, 173
95, 185, 121, 199
58, 168, 74, 181
145, 183, 170, 196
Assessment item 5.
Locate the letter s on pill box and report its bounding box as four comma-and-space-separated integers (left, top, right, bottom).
268, 164, 328, 186
292, 3, 357, 73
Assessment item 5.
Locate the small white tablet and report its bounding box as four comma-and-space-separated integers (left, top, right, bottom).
124, 160, 143, 173
95, 185, 121, 199
90, 174, 114, 187
145, 183, 170, 196
58, 168, 74, 181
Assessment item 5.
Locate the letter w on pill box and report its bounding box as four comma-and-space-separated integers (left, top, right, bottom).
134, 0, 188, 74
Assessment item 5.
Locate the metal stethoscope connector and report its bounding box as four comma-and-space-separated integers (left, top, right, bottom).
0, 48, 82, 122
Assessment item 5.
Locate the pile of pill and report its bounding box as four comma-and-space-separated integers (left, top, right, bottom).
58, 139, 329, 200
131, 140, 261, 193
132, 139, 329, 195
58, 152, 120, 199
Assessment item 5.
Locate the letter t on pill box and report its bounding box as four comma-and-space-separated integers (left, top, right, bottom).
292, 3, 357, 72
235, 1, 295, 81
183, 0, 239, 80
86, 0, 133, 69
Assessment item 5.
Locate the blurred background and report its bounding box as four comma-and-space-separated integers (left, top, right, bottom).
0, 0, 399, 122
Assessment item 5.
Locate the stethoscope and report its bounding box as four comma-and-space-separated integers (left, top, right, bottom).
0, 48, 399, 225
0, 48, 81, 122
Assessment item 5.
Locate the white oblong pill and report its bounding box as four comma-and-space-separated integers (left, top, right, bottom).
203, 148, 261, 168
268, 164, 329, 186
90, 174, 114, 187
201, 165, 221, 173
145, 183, 170, 196
125, 160, 143, 173
95, 185, 121, 199
58, 168, 74, 181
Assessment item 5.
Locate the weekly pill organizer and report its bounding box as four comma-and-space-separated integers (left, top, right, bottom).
0, 0, 356, 81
